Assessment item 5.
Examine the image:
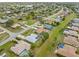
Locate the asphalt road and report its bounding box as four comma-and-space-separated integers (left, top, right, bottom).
0, 21, 39, 46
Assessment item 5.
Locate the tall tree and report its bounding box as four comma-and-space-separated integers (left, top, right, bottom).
6, 20, 14, 27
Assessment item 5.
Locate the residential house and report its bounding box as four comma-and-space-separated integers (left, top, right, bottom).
0, 29, 6, 35
35, 28, 48, 33
54, 16, 62, 22
44, 24, 54, 30
5, 10, 11, 14
0, 18, 8, 24
63, 29, 78, 37
17, 34, 25, 39
11, 40, 31, 57
64, 36, 79, 48
45, 18, 54, 24
11, 23, 20, 29
17, 34, 39, 43
78, 35, 79, 41
58, 8, 69, 17
0, 53, 6, 57
67, 26, 79, 32
55, 44, 79, 57
73, 18, 79, 23
19, 49, 30, 57
25, 34, 39, 43
72, 23, 79, 27
63, 7, 69, 16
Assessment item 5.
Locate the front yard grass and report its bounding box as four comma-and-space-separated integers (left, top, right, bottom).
0, 40, 17, 57
0, 33, 9, 42
22, 29, 34, 36
25, 20, 36, 26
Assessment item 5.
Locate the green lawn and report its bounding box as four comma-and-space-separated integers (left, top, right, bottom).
22, 29, 34, 36
0, 40, 17, 57
0, 12, 5, 18
47, 31, 64, 57
35, 39, 43, 47
0, 33, 9, 42
25, 20, 36, 26
7, 26, 23, 33
35, 13, 77, 56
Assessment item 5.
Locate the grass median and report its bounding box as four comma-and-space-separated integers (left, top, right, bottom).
35, 13, 76, 56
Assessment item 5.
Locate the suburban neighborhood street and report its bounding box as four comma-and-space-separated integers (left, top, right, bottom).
0, 25, 30, 46
0, 7, 69, 47
0, 2, 79, 57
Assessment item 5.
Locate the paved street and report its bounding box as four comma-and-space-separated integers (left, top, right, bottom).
0, 26, 30, 46
0, 8, 63, 46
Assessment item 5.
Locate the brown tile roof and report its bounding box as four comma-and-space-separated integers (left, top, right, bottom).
55, 44, 79, 57
64, 36, 79, 48
36, 28, 47, 33
11, 40, 31, 55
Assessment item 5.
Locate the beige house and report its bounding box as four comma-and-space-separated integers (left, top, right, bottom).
64, 36, 79, 48
11, 23, 20, 28
55, 44, 79, 57
0, 29, 6, 35
45, 19, 54, 24
64, 30, 78, 37
35, 28, 48, 33
67, 26, 79, 32
11, 40, 31, 55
